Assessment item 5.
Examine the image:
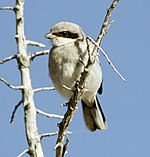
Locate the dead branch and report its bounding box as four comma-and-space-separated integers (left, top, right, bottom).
0, 55, 17, 64
62, 138, 69, 157
29, 50, 49, 61
0, 77, 24, 90
55, 0, 120, 156
10, 99, 23, 124
14, 0, 45, 156
87, 36, 126, 82
0, 7, 14, 11
26, 40, 45, 48
17, 148, 29, 157
37, 108, 64, 119
96, 0, 120, 46
33, 86, 55, 93
40, 132, 59, 140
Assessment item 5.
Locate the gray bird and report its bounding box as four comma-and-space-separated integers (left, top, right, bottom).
45, 22, 108, 131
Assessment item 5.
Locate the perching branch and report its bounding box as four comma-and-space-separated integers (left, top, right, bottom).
0, 77, 24, 90
55, 39, 95, 157
55, 0, 120, 156
0, 55, 17, 64
37, 108, 64, 119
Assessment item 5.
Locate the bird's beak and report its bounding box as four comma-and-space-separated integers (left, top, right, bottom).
45, 32, 56, 39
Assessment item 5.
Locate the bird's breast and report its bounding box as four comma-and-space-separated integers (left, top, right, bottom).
49, 47, 82, 93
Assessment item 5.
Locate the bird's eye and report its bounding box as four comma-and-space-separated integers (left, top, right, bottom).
61, 31, 69, 37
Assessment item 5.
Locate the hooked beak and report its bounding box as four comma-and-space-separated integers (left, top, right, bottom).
45, 32, 57, 39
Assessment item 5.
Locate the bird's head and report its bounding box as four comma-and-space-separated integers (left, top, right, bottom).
45, 22, 86, 47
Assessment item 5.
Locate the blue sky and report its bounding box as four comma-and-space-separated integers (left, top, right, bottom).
0, 0, 150, 157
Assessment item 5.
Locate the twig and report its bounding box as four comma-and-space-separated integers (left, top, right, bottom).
87, 36, 126, 82
10, 100, 23, 124
40, 132, 59, 140
96, 0, 120, 46
62, 138, 69, 157
0, 77, 24, 90
62, 85, 72, 91
26, 40, 45, 48
0, 7, 14, 10
29, 50, 49, 61
37, 108, 64, 119
0, 55, 17, 64
106, 20, 115, 33
33, 86, 55, 93
17, 148, 29, 157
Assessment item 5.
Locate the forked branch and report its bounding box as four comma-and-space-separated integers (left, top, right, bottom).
55, 0, 120, 157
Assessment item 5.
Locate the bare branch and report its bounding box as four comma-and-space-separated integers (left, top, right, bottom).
87, 36, 126, 82
10, 99, 23, 124
55, 42, 92, 157
26, 40, 45, 48
40, 131, 72, 140
37, 108, 64, 119
0, 7, 14, 10
15, 0, 45, 156
40, 132, 59, 140
33, 86, 55, 93
29, 50, 49, 61
96, 0, 120, 46
62, 138, 69, 157
55, 1, 120, 156
62, 85, 72, 91
0, 77, 24, 90
17, 148, 29, 157
0, 55, 17, 64
106, 20, 115, 33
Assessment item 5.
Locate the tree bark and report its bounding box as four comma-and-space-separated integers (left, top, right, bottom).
15, 0, 44, 156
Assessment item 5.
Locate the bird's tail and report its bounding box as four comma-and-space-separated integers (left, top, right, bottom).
81, 96, 108, 131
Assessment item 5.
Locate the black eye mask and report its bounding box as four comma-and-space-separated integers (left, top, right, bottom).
52, 31, 79, 39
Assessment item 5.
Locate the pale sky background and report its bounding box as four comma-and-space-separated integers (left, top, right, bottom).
0, 0, 150, 157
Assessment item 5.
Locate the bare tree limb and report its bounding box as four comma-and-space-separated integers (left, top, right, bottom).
55, 39, 94, 157
0, 7, 14, 11
10, 99, 23, 124
29, 50, 49, 61
55, 0, 120, 156
26, 40, 45, 48
0, 77, 24, 90
14, 0, 45, 156
0, 55, 17, 64
62, 137, 69, 157
40, 131, 72, 141
17, 148, 29, 157
40, 132, 59, 140
37, 108, 64, 119
96, 0, 120, 46
33, 86, 55, 93
87, 36, 126, 82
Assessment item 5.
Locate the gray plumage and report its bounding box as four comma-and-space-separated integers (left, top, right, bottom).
45, 22, 108, 131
